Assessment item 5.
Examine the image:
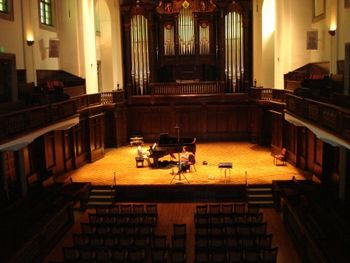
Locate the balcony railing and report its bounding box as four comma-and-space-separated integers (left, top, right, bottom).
286, 94, 350, 141
249, 87, 292, 103
149, 81, 225, 95
0, 100, 77, 142
0, 91, 126, 143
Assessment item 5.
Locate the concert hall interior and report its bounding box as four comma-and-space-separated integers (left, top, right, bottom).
1, 0, 350, 263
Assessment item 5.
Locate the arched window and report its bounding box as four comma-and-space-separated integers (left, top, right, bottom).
225, 6, 244, 92
130, 15, 150, 95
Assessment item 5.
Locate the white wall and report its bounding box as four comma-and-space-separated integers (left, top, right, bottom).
253, 0, 262, 87
2, 0, 349, 92
261, 0, 275, 89
337, 0, 350, 60
79, 0, 98, 94
57, 0, 81, 77
274, 0, 311, 89
0, 0, 24, 68
96, 0, 113, 92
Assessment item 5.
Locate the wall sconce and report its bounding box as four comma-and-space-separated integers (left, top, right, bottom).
328, 29, 336, 36
26, 39, 34, 46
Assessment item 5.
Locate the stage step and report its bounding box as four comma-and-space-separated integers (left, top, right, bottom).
246, 184, 274, 208
87, 185, 116, 207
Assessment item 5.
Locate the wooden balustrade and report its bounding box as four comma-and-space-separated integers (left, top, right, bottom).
0, 105, 49, 141
101, 92, 114, 104
286, 94, 350, 141
149, 81, 225, 95
50, 100, 77, 121
282, 199, 330, 263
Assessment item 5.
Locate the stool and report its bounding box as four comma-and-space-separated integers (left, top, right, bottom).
135, 156, 144, 168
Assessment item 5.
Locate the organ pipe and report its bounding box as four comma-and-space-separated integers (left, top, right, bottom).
130, 15, 150, 95
178, 6, 194, 55
225, 10, 244, 93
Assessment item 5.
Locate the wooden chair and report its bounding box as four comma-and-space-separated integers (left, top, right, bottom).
274, 148, 287, 166
188, 154, 196, 172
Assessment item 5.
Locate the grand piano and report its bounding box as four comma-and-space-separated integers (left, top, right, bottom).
149, 133, 196, 167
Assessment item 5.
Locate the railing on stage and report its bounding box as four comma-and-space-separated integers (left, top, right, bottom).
149, 81, 225, 95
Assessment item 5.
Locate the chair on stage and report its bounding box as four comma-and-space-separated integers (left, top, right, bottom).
273, 148, 287, 166
188, 154, 196, 172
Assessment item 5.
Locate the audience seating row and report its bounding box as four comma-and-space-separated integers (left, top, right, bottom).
195, 247, 278, 263
195, 212, 264, 226
88, 213, 157, 226
194, 203, 277, 263
196, 234, 273, 250
81, 221, 155, 236
62, 246, 147, 262
95, 203, 158, 217
195, 203, 260, 216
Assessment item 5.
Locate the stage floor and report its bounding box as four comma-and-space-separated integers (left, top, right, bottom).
63, 142, 311, 185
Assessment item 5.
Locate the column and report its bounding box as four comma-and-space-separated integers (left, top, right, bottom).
338, 147, 348, 200
0, 152, 9, 201
15, 149, 27, 197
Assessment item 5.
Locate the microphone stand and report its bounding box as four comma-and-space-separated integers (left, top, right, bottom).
170, 124, 189, 184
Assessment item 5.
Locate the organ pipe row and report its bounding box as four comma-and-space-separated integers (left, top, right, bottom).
199, 23, 210, 55
225, 11, 244, 93
164, 24, 175, 56
178, 6, 195, 55
131, 15, 150, 95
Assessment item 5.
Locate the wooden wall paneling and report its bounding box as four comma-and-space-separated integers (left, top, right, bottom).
2, 151, 20, 201
88, 113, 105, 163
0, 53, 18, 102
228, 106, 250, 140
322, 143, 339, 198
104, 110, 117, 147
250, 106, 263, 143
270, 110, 284, 154
74, 120, 89, 168
306, 130, 316, 173
128, 106, 173, 141
62, 129, 75, 172
30, 137, 47, 181
345, 150, 350, 200
44, 132, 56, 176
306, 130, 323, 177
53, 130, 65, 176
175, 106, 202, 138
200, 103, 208, 141
297, 127, 307, 169
260, 106, 272, 145
116, 106, 128, 146
23, 146, 31, 178
314, 137, 323, 175
284, 121, 297, 165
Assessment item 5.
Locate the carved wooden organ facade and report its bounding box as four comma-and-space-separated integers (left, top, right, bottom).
121, 0, 252, 96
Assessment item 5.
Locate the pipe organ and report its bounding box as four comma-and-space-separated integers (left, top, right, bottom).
121, 0, 252, 95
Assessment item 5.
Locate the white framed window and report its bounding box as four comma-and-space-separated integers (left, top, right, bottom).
0, 0, 13, 21
39, 0, 55, 29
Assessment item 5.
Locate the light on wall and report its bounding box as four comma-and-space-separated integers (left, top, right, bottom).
328, 29, 336, 36
328, 23, 336, 36
26, 39, 34, 46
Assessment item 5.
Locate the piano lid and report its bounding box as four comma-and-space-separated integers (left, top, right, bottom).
158, 133, 196, 146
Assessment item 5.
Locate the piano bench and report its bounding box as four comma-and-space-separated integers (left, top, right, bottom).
135, 157, 144, 168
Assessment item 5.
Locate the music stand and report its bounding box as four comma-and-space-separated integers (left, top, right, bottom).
170, 125, 190, 184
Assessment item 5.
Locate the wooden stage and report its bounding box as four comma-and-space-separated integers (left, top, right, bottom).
64, 142, 310, 186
